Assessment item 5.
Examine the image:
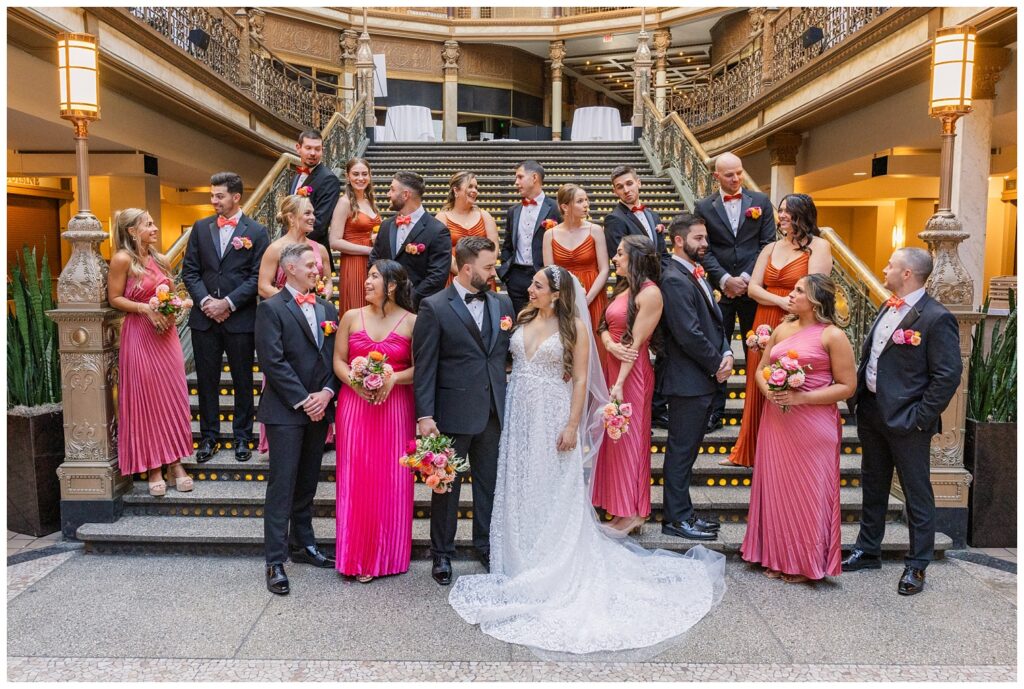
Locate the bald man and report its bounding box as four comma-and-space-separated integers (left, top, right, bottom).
694, 152, 776, 432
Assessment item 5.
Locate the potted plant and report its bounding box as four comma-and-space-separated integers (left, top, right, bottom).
7, 246, 64, 537
964, 290, 1017, 548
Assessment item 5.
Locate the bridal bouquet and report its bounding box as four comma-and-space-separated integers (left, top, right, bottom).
399, 435, 469, 494
762, 348, 811, 413
602, 400, 632, 441
745, 324, 772, 352
147, 284, 193, 317
349, 351, 394, 391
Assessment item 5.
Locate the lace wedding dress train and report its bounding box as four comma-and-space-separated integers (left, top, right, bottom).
448, 328, 726, 654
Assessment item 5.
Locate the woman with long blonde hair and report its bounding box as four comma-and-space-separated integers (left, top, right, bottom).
435, 171, 500, 287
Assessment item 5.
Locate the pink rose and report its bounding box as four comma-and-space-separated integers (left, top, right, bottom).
607, 426, 622, 441
156, 284, 169, 295
170, 296, 182, 307
432, 455, 446, 467
756, 324, 772, 336
903, 329, 916, 341
789, 371, 806, 388
892, 329, 906, 345
425, 475, 441, 489
757, 335, 770, 349
148, 297, 160, 309
422, 451, 434, 464
406, 439, 418, 455
769, 368, 789, 386
602, 403, 617, 417
416, 243, 426, 253
363, 373, 384, 390
183, 298, 194, 309
779, 356, 799, 372
618, 403, 633, 418
608, 415, 624, 429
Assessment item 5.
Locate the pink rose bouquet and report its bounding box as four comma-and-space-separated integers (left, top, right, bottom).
147, 283, 193, 318
761, 348, 811, 413
601, 400, 633, 441
399, 434, 469, 494
745, 324, 772, 352
348, 350, 395, 391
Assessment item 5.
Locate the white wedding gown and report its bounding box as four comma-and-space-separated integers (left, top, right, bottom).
449, 328, 726, 654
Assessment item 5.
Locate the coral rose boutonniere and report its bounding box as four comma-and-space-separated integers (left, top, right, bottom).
296, 185, 313, 197
500, 316, 513, 331
405, 243, 427, 256
892, 329, 922, 347
542, 219, 557, 231
746, 206, 762, 220
320, 320, 338, 337
655, 223, 666, 234
230, 236, 253, 250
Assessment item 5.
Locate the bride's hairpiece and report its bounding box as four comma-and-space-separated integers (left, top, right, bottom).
549, 266, 562, 291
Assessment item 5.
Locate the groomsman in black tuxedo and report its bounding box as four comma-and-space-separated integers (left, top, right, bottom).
498, 160, 561, 315
413, 236, 515, 585
842, 248, 962, 596
657, 213, 731, 541
182, 171, 270, 463
694, 152, 776, 432
255, 243, 340, 595
291, 129, 342, 274
368, 170, 451, 307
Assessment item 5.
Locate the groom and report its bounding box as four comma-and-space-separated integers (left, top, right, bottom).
413, 236, 516, 585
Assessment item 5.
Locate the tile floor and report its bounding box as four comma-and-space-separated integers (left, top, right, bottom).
7, 531, 63, 558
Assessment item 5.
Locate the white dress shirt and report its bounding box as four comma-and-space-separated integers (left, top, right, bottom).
717, 188, 751, 290
515, 192, 546, 265
865, 286, 926, 393
452, 278, 485, 330
632, 206, 655, 242
282, 283, 334, 408
201, 209, 243, 312
672, 254, 732, 358
292, 163, 317, 193
396, 205, 426, 248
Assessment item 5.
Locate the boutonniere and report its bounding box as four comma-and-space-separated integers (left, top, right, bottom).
892, 329, 922, 347
320, 320, 338, 336
655, 223, 666, 234
230, 236, 253, 250
296, 185, 313, 197
500, 316, 513, 331
542, 219, 557, 231
405, 243, 427, 256
746, 206, 762, 220
713, 289, 722, 303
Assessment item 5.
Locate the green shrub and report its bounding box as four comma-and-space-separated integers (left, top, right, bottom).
968, 289, 1016, 423
7, 246, 61, 408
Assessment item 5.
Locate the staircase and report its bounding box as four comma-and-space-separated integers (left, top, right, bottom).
77, 141, 950, 557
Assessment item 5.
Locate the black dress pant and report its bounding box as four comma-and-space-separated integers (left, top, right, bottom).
430, 411, 501, 558
855, 392, 936, 569
192, 326, 256, 445
712, 294, 757, 418
663, 393, 715, 523
502, 264, 536, 317
263, 419, 330, 565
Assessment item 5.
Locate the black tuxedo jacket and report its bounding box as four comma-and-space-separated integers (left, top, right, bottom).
851, 293, 962, 435
498, 197, 561, 279
656, 259, 730, 398
254, 288, 340, 426
182, 213, 270, 333
368, 213, 451, 306
413, 285, 515, 436
603, 202, 666, 258
291, 163, 342, 245
694, 188, 776, 293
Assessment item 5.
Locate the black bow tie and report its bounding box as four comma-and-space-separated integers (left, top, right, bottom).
464, 291, 487, 304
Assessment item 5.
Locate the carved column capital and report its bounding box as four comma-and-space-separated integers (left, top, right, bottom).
652, 28, 671, 61
767, 131, 803, 167
341, 29, 358, 67
748, 7, 767, 34
549, 40, 566, 80
442, 39, 461, 74
246, 7, 266, 41
973, 45, 1011, 100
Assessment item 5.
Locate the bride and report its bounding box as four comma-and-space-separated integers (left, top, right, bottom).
448, 265, 726, 654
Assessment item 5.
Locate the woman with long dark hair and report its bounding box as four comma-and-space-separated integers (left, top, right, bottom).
741, 273, 855, 583
723, 193, 833, 467
590, 235, 663, 534
333, 259, 417, 582
329, 157, 381, 313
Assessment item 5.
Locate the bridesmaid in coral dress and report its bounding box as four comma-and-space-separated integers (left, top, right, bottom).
333, 259, 417, 582
329, 157, 380, 314
723, 193, 832, 467
542, 184, 609, 338
741, 273, 856, 583
107, 208, 194, 496
592, 236, 663, 535
434, 171, 500, 288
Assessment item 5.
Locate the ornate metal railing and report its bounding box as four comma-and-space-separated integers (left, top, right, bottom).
640, 95, 883, 355
127, 6, 341, 128
666, 7, 890, 129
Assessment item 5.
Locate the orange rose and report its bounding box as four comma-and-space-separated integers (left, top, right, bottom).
787, 349, 799, 359
425, 475, 441, 489
762, 367, 772, 381
368, 351, 385, 362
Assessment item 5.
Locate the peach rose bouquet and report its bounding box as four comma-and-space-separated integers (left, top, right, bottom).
399, 435, 469, 494
762, 348, 811, 413
601, 400, 633, 441
348, 350, 395, 391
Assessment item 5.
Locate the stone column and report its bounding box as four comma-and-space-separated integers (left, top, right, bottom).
356, 28, 376, 133
631, 29, 652, 128
756, 8, 780, 90
340, 29, 359, 114
950, 45, 1011, 308
549, 40, 566, 141
235, 8, 252, 95
442, 40, 460, 142
653, 28, 671, 114
766, 131, 802, 207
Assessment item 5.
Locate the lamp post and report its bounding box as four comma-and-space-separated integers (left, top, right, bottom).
49, 32, 131, 536
913, 24, 979, 548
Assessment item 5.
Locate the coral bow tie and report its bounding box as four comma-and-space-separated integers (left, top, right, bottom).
723, 193, 742, 202
294, 292, 316, 306
216, 216, 237, 229
296, 166, 311, 175
521, 198, 537, 206
630, 204, 645, 212
395, 215, 412, 226
885, 295, 906, 310
693, 265, 706, 280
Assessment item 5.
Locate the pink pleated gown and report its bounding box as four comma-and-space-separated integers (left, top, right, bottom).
591, 281, 656, 518
335, 311, 415, 577
741, 322, 843, 580
117, 257, 193, 476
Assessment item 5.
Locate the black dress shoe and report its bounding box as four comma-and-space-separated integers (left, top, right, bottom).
266, 564, 289, 595
694, 517, 721, 532
651, 414, 669, 430
662, 519, 717, 541
897, 566, 926, 595
432, 556, 452, 585
704, 415, 724, 434
477, 550, 490, 572
290, 546, 335, 569
235, 444, 252, 462
841, 548, 882, 572
195, 439, 220, 463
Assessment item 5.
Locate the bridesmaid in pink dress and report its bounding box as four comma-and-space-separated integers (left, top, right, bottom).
741, 273, 857, 583
106, 208, 194, 495
333, 259, 417, 582
592, 235, 664, 535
